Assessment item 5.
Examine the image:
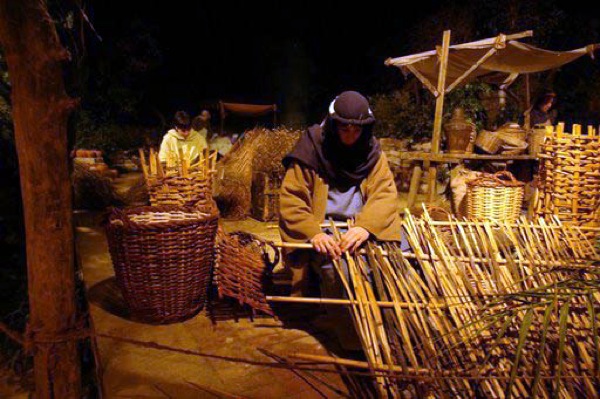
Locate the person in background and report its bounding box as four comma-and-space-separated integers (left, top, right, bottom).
208, 113, 234, 158
158, 111, 207, 164
191, 110, 211, 144
525, 92, 557, 127
279, 90, 401, 353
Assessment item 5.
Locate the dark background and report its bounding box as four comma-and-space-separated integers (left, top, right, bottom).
81, 0, 600, 126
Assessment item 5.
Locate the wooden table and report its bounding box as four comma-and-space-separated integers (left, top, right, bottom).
402, 151, 538, 208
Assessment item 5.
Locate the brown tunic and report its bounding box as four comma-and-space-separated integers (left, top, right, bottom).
278, 152, 402, 296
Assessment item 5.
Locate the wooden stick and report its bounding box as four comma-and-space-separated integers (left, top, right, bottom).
406, 65, 438, 96
445, 46, 498, 93
266, 296, 451, 309
138, 148, 149, 180
149, 147, 157, 176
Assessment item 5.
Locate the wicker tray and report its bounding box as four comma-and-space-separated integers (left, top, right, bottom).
106, 205, 219, 324
466, 171, 524, 222
475, 130, 502, 154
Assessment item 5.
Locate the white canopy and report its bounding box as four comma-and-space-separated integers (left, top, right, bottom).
385, 33, 598, 92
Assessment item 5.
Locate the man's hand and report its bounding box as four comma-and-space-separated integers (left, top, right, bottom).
311, 233, 342, 260
340, 227, 369, 253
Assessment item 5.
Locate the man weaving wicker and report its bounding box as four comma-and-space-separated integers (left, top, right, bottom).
279, 91, 401, 351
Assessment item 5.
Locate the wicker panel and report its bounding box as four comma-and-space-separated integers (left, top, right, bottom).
466, 171, 524, 221
106, 205, 219, 324
215, 231, 277, 315
536, 124, 600, 236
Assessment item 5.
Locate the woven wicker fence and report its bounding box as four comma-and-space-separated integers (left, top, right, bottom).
535, 123, 600, 231
105, 205, 219, 324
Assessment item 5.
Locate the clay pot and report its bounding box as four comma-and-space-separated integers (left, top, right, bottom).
444, 108, 475, 154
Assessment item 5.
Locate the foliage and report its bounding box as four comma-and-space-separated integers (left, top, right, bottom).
370, 88, 434, 140
370, 82, 493, 140
445, 83, 493, 130
73, 110, 150, 154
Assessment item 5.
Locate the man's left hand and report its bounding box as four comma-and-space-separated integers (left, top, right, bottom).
340, 227, 370, 253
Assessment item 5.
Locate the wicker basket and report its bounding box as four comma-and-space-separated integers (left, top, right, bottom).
474, 130, 502, 154
466, 171, 524, 222
106, 205, 219, 324
496, 122, 527, 143
215, 231, 278, 316
147, 175, 214, 209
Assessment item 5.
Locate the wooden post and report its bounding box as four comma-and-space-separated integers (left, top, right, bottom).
428, 30, 451, 201
0, 1, 81, 398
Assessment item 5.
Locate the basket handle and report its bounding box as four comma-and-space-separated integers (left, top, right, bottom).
468, 171, 520, 187
493, 171, 518, 182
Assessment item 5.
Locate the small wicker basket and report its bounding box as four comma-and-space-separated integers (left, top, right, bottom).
466, 171, 524, 222
147, 175, 214, 209
475, 130, 503, 154
105, 205, 219, 324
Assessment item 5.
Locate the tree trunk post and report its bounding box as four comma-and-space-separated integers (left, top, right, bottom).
0, 1, 81, 398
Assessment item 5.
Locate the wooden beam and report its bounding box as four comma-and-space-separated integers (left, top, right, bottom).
406, 65, 439, 96
429, 31, 451, 202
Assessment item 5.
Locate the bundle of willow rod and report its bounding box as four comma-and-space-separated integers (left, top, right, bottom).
279, 210, 600, 398
138, 148, 217, 208
535, 123, 600, 238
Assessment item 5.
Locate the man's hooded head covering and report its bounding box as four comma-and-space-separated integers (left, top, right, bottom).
283, 91, 381, 188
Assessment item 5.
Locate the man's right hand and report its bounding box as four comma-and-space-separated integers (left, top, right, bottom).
311, 233, 342, 260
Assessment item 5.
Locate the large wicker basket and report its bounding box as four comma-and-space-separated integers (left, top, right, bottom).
106, 205, 219, 324
466, 171, 524, 222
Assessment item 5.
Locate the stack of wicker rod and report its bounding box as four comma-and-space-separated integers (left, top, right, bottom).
270, 209, 600, 398
138, 147, 217, 208
536, 123, 600, 236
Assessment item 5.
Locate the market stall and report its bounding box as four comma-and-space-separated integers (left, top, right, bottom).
384, 30, 599, 207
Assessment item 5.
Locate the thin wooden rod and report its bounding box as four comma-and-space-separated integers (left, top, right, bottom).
273, 241, 597, 266
266, 296, 450, 309
406, 65, 439, 96
290, 353, 595, 381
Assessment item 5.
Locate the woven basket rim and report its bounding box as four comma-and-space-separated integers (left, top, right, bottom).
466, 171, 524, 188
108, 205, 218, 230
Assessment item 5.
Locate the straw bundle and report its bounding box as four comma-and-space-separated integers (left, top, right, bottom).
214, 127, 301, 219
535, 123, 600, 237
277, 210, 600, 398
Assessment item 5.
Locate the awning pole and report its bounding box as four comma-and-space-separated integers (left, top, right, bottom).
428, 30, 451, 202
